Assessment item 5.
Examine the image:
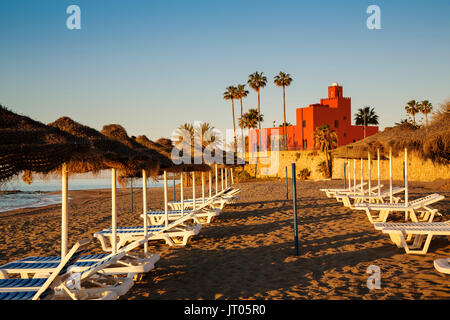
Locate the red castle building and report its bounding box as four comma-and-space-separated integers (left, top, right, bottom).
248, 83, 379, 152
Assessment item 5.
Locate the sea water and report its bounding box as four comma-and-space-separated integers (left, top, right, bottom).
0, 172, 179, 213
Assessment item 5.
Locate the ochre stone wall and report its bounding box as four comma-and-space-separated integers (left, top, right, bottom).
244, 151, 450, 182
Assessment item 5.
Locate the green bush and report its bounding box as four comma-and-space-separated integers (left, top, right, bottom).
297, 168, 311, 180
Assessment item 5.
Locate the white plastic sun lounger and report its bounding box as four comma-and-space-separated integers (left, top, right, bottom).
149, 197, 221, 224
339, 186, 405, 208
320, 183, 367, 198
9, 238, 160, 280
373, 221, 450, 255
144, 208, 220, 225
168, 187, 240, 210
94, 216, 202, 249
352, 193, 445, 223
0, 239, 133, 300
434, 258, 450, 274
334, 185, 384, 201
0, 239, 150, 284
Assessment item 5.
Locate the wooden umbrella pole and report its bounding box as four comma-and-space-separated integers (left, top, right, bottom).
221, 168, 224, 191
201, 172, 205, 204
225, 168, 228, 189
215, 164, 218, 196
231, 168, 234, 185
377, 149, 381, 196
173, 174, 176, 202
112, 168, 117, 254
360, 158, 364, 193
209, 170, 212, 198
389, 148, 393, 203
61, 163, 68, 259
180, 171, 184, 216
368, 153, 371, 196
192, 172, 196, 211
142, 170, 148, 254
347, 159, 351, 190
405, 148, 408, 208
164, 171, 169, 226
353, 159, 356, 193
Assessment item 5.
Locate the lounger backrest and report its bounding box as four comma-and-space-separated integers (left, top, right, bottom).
31, 238, 91, 300
409, 193, 443, 206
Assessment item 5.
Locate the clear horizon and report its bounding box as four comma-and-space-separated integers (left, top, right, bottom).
1, 0, 449, 140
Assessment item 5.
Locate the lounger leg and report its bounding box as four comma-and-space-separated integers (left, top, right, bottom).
409, 210, 419, 223
405, 235, 433, 255
389, 233, 403, 248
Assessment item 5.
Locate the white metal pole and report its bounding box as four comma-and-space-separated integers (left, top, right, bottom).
164, 171, 168, 226
404, 148, 408, 208
111, 168, 117, 254
142, 170, 148, 254
201, 171, 205, 204
61, 163, 68, 259
389, 148, 393, 203
192, 172, 196, 210
209, 170, 212, 198
377, 149, 381, 196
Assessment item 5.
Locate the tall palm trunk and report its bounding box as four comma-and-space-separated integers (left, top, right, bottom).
282, 85, 287, 150
364, 117, 366, 139
425, 113, 428, 127
239, 97, 244, 155
231, 99, 237, 154
257, 90, 261, 130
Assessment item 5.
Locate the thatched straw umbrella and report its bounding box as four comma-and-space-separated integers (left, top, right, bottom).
99, 124, 161, 253
0, 107, 91, 259
50, 118, 159, 255
332, 115, 450, 165
135, 134, 210, 223
0, 106, 84, 183
206, 151, 245, 192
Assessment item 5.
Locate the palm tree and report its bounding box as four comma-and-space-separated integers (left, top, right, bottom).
419, 100, 433, 126
235, 84, 249, 128
247, 72, 267, 131
405, 100, 420, 126
354, 106, 379, 138
395, 118, 410, 126
273, 72, 293, 150
313, 124, 338, 177
223, 86, 238, 153
239, 108, 263, 129
175, 123, 194, 143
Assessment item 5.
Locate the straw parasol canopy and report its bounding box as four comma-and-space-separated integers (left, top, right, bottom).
135, 135, 181, 173
100, 124, 160, 180
136, 135, 211, 174
48, 117, 145, 175
332, 113, 450, 165
0, 106, 86, 183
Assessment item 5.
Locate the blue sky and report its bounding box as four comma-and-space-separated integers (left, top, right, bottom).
0, 0, 449, 140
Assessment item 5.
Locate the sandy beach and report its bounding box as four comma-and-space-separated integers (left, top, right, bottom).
0, 179, 448, 300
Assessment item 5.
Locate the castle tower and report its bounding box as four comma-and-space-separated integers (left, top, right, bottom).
328, 82, 343, 99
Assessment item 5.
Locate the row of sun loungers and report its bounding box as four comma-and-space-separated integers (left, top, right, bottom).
321, 182, 448, 274
0, 186, 241, 300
